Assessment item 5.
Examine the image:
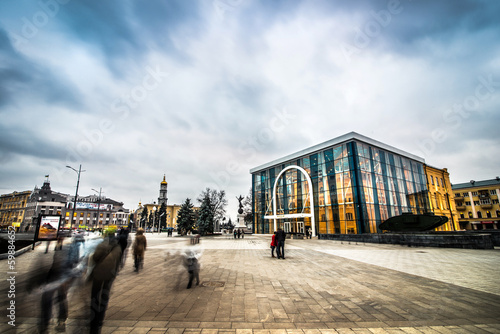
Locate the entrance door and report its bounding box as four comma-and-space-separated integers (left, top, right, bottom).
297, 221, 304, 234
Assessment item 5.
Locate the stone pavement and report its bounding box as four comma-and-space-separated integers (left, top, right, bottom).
1, 233, 500, 333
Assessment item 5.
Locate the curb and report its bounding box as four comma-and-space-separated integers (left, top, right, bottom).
0, 241, 41, 260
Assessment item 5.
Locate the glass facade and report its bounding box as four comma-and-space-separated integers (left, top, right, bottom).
251, 139, 430, 235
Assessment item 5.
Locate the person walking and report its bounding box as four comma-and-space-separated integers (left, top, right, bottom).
183, 248, 201, 289
275, 227, 286, 259
88, 229, 122, 333
270, 232, 277, 258
117, 227, 130, 268
27, 236, 80, 333
132, 228, 147, 272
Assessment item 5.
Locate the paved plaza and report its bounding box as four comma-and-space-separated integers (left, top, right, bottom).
2, 233, 500, 333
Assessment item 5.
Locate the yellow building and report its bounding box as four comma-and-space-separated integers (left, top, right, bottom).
452, 178, 500, 230
423, 166, 460, 231
134, 202, 182, 231
0, 191, 32, 231
132, 176, 199, 231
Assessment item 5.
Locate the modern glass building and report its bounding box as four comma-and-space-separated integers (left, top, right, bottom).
250, 132, 431, 236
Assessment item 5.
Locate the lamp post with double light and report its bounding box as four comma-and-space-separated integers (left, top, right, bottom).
66, 164, 85, 230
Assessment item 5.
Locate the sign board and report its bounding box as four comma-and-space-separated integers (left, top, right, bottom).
75, 203, 113, 210
35, 215, 62, 241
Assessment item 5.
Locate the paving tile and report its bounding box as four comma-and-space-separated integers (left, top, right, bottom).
2, 234, 500, 334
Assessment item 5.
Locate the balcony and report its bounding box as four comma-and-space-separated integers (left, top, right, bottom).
456, 205, 466, 211
480, 203, 493, 209
454, 195, 464, 201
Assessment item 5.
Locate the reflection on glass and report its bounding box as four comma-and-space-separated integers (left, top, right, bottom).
252, 141, 430, 235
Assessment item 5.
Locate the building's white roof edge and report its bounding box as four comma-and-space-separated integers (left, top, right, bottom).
250, 131, 425, 173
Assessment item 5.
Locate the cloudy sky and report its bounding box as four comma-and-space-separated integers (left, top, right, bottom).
1, 0, 499, 217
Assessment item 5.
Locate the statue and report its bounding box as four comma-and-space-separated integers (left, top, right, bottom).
236, 195, 244, 214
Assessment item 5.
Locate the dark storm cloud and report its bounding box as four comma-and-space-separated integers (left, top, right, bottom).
57, 0, 204, 73
387, 0, 500, 43
0, 28, 83, 109
334, 0, 500, 56
0, 125, 65, 162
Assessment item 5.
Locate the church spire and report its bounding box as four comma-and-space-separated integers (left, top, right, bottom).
158, 175, 168, 205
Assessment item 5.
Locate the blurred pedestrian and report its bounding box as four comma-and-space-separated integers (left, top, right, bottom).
276, 227, 286, 259
183, 247, 201, 289
88, 228, 122, 333
118, 227, 130, 268
237, 229, 241, 239
270, 232, 277, 258
132, 228, 147, 272
27, 236, 80, 333
233, 229, 237, 239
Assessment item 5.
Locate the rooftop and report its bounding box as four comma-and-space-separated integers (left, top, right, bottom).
452, 178, 500, 190
250, 131, 425, 173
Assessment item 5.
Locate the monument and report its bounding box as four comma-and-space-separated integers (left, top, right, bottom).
235, 195, 247, 231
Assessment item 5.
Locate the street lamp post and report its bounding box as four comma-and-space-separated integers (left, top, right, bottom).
159, 212, 165, 234
66, 164, 85, 230
152, 206, 156, 233
92, 188, 102, 230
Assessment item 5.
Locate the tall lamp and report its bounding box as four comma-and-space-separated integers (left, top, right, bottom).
92, 188, 102, 230
66, 164, 85, 230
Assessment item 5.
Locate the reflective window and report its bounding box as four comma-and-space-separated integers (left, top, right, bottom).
251, 140, 429, 235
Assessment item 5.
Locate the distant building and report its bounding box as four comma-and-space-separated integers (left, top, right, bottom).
0, 190, 32, 231
23, 176, 67, 232
133, 201, 182, 231
131, 176, 196, 231
250, 132, 455, 236
65, 194, 129, 229
423, 165, 459, 231
158, 174, 168, 206
452, 178, 500, 230
21, 176, 129, 231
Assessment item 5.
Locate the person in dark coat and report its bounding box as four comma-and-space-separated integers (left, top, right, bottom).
117, 227, 130, 268
88, 230, 122, 333
27, 237, 80, 333
132, 228, 147, 272
275, 227, 286, 259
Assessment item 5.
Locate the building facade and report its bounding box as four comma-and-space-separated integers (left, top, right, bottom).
131, 176, 199, 231
423, 165, 459, 231
250, 132, 437, 236
23, 177, 67, 232
133, 201, 181, 231
64, 194, 129, 229
0, 190, 32, 231
20, 176, 130, 231
452, 178, 500, 230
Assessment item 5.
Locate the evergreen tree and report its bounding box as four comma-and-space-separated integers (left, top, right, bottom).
197, 188, 227, 231
177, 198, 195, 235
140, 206, 148, 228
159, 202, 167, 230
197, 194, 214, 235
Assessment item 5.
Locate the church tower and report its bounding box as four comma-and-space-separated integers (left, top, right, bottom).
158, 175, 168, 206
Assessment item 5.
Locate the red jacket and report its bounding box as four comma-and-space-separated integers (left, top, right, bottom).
271, 234, 277, 247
